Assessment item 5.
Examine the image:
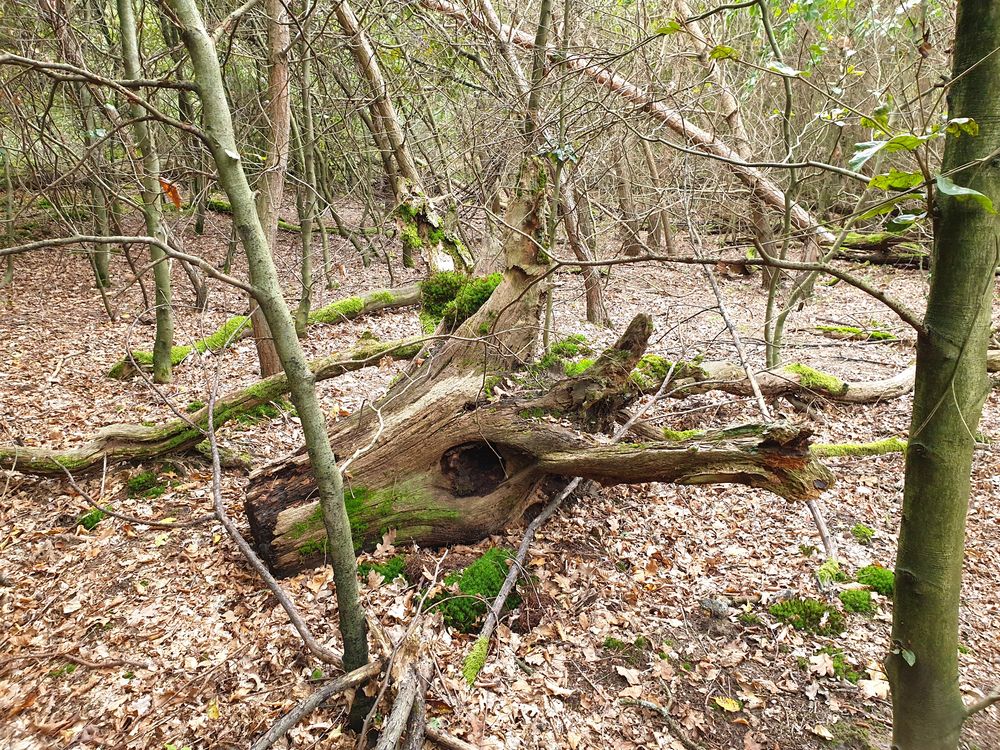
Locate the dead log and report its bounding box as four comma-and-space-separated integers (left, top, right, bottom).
0, 337, 421, 475
245, 318, 833, 577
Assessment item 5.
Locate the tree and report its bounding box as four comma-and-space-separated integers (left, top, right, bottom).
887, 2, 1000, 747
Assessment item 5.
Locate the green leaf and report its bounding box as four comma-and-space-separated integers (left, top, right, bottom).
900, 648, 916, 667
885, 213, 926, 233
767, 60, 807, 77
652, 19, 682, 34
868, 169, 925, 192
709, 45, 739, 60
946, 117, 979, 137
935, 175, 996, 214
849, 133, 936, 171
856, 192, 922, 220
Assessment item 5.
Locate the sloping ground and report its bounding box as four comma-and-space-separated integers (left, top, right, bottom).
1, 206, 998, 749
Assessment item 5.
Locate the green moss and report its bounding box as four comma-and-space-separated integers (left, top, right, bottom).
441, 273, 502, 330
78, 507, 107, 530
857, 565, 894, 597
400, 223, 422, 253
519, 407, 546, 420
603, 637, 628, 651
817, 646, 863, 683
127, 470, 160, 496
563, 358, 595, 377
358, 555, 407, 583
768, 597, 846, 635
549, 334, 592, 359
186, 400, 205, 413
483, 375, 501, 398
462, 636, 490, 686
811, 437, 907, 457
738, 611, 761, 625
839, 589, 875, 614
420, 272, 466, 318
194, 316, 250, 353
784, 363, 847, 395
817, 559, 850, 586
47, 663, 78, 679
630, 354, 674, 390
368, 291, 395, 305
233, 400, 286, 425
309, 296, 366, 324
434, 548, 517, 633
816, 324, 898, 342
851, 523, 875, 544
661, 428, 705, 442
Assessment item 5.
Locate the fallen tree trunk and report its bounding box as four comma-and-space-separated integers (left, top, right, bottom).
246, 312, 834, 576
1, 337, 421, 475
109, 283, 420, 379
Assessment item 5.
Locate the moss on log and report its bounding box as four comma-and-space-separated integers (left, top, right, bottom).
2, 337, 421, 475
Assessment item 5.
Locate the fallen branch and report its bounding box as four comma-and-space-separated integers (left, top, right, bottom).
0, 336, 422, 476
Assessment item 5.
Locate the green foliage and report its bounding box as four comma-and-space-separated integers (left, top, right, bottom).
851, 523, 875, 544
47, 663, 78, 678
857, 565, 895, 597
839, 589, 875, 614
435, 548, 517, 633
358, 555, 407, 583
817, 559, 849, 586
77, 507, 107, 530
768, 597, 846, 635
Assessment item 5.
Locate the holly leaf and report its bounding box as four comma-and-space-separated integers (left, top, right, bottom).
709, 45, 739, 60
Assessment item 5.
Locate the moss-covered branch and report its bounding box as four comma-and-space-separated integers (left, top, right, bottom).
108, 284, 420, 378
811, 437, 908, 457
3, 336, 422, 475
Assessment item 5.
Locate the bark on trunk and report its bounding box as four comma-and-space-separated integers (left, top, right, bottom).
887, 3, 1000, 746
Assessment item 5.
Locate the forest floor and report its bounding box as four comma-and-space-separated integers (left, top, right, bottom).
1, 201, 999, 750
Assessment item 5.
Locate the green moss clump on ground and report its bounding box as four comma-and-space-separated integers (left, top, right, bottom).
186, 400, 205, 413
811, 437, 907, 457
563, 358, 595, 377
78, 507, 107, 530
817, 559, 850, 586
309, 296, 366, 325
784, 363, 848, 395
839, 589, 875, 614
358, 555, 407, 583
818, 646, 863, 683
603, 636, 629, 651
549, 334, 593, 359
127, 470, 161, 496
857, 565, 894, 597
769, 597, 846, 635
435, 548, 517, 633
851, 523, 875, 544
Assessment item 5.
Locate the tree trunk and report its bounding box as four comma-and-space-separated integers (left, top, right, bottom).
164, 0, 370, 674
887, 3, 1000, 747
117, 0, 175, 384
248, 0, 292, 378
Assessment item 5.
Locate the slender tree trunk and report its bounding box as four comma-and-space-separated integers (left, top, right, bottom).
639, 139, 674, 255
117, 0, 174, 383
613, 146, 643, 257
248, 0, 291, 377
163, 0, 370, 675
294, 34, 317, 337
887, 4, 1000, 747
